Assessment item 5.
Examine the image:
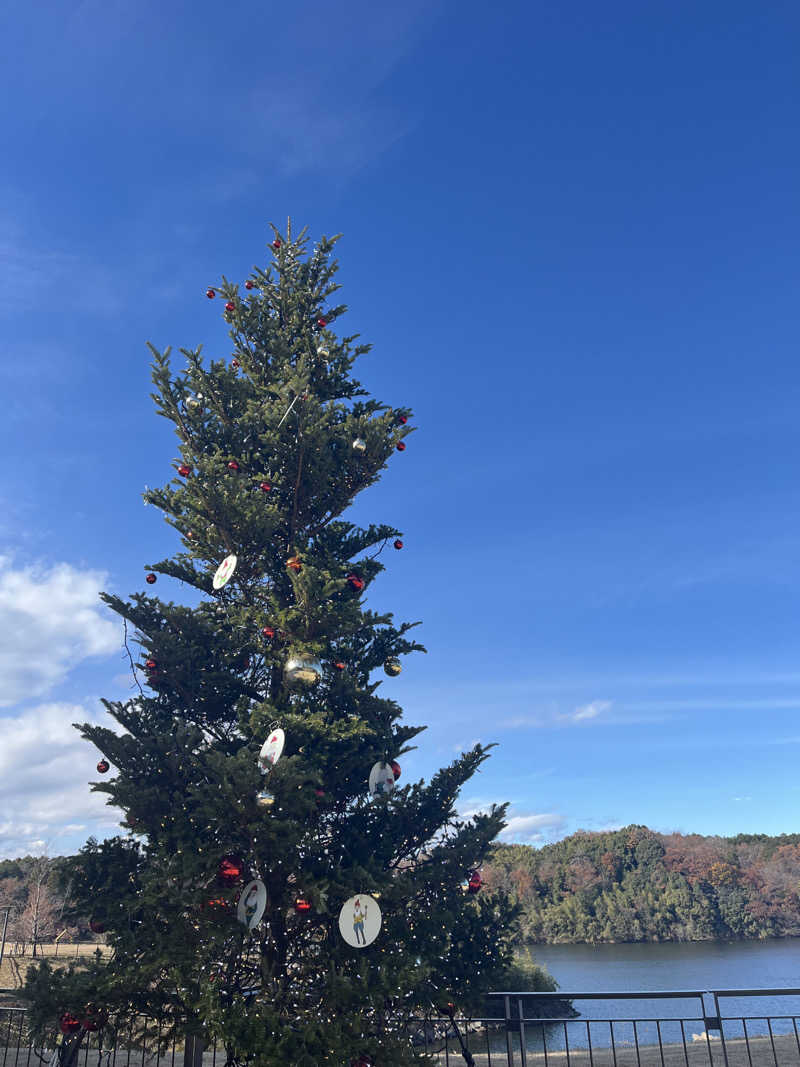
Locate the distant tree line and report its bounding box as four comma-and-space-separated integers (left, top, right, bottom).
0, 856, 101, 956
484, 825, 800, 943
6, 824, 797, 955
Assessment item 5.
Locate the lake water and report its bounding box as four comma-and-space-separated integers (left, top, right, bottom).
530, 937, 800, 995
468, 940, 800, 1057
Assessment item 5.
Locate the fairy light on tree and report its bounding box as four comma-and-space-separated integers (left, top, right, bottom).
21, 221, 519, 1066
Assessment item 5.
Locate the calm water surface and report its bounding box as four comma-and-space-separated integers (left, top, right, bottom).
469, 940, 800, 1056
530, 937, 800, 995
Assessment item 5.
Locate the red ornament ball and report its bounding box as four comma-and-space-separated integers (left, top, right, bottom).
262, 626, 275, 639
396, 441, 406, 452
314, 787, 326, 799
59, 1014, 81, 1036
145, 573, 157, 585
244, 280, 255, 290
333, 661, 346, 671
225, 301, 235, 313
145, 659, 157, 671
96, 759, 110, 774
81, 1006, 108, 1032
89, 918, 105, 934
206, 289, 215, 300
273, 239, 282, 250
294, 897, 312, 914
218, 856, 244, 886
317, 317, 327, 328
259, 481, 271, 493
347, 574, 365, 592
228, 460, 240, 471
390, 760, 401, 780
177, 464, 190, 477
231, 358, 240, 369
468, 871, 483, 894
397, 414, 408, 425
393, 539, 403, 550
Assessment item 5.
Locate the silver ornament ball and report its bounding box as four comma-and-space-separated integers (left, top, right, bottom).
352, 437, 367, 454
284, 654, 323, 687
383, 657, 402, 677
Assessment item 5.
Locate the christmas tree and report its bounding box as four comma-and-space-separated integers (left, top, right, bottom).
22, 223, 518, 1067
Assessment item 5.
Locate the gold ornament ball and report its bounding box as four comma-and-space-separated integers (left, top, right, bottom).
383, 657, 402, 677
317, 341, 330, 359
256, 790, 275, 808
352, 437, 367, 454
284, 654, 323, 687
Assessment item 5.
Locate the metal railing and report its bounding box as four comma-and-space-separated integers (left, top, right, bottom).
0, 943, 107, 960
2, 988, 800, 1067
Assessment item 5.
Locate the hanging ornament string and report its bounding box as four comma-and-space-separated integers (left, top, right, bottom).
277, 394, 301, 429
366, 536, 392, 562
122, 619, 144, 697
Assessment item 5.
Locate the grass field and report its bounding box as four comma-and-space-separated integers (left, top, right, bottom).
0, 943, 111, 989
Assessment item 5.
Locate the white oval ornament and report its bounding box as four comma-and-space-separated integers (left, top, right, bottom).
237, 879, 267, 930
368, 761, 396, 797
213, 554, 237, 590
338, 894, 381, 948
258, 728, 285, 773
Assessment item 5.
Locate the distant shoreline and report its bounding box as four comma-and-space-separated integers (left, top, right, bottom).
526, 932, 800, 947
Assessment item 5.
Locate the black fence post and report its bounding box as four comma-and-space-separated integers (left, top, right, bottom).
504, 995, 515, 1067
712, 993, 730, 1067
183, 1033, 205, 1067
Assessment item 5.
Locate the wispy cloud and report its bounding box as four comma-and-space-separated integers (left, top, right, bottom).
501, 812, 568, 843
627, 698, 800, 713
0, 207, 122, 318
459, 797, 568, 845
0, 556, 119, 707
452, 737, 482, 754
500, 700, 613, 728
0, 701, 122, 858
570, 699, 612, 722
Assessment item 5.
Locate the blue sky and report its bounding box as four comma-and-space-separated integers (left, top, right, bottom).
1, 0, 799, 857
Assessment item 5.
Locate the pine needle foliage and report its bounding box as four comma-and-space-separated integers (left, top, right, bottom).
22, 224, 517, 1067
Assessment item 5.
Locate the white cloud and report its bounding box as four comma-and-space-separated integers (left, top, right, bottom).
499, 700, 613, 728
571, 699, 612, 722
452, 737, 482, 754
459, 799, 568, 845
0, 702, 122, 858
500, 812, 568, 844
0, 556, 119, 707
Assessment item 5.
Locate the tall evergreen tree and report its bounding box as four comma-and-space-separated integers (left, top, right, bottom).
22, 223, 516, 1067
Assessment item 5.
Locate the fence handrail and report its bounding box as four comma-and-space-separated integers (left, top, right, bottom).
490, 987, 800, 999
5, 995, 800, 1067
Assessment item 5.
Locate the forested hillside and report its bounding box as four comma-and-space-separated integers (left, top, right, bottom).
484, 825, 800, 943
5, 825, 800, 950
